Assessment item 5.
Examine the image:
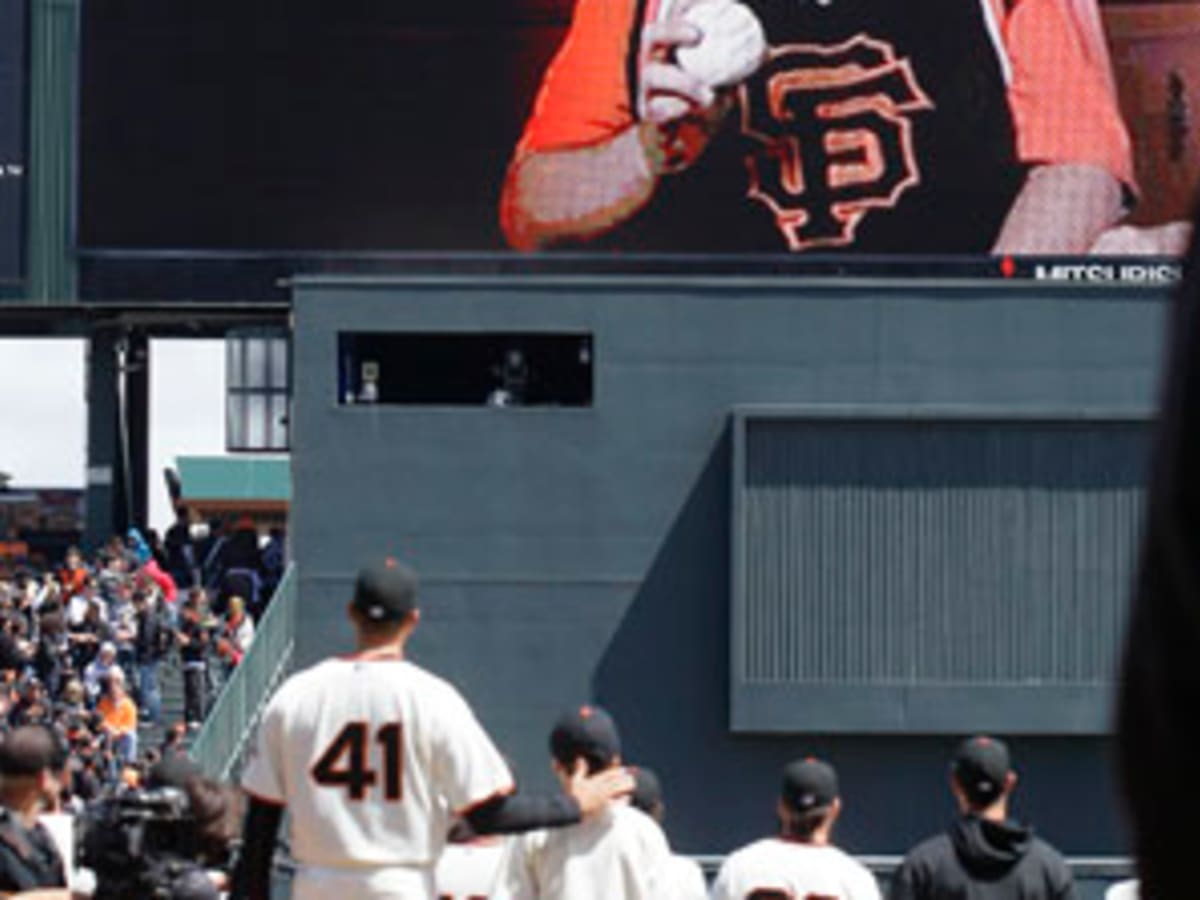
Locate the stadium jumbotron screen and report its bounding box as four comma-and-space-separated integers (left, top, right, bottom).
78, 0, 1198, 283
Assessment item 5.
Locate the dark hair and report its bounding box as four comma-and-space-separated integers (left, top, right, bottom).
1116, 206, 1200, 900
782, 806, 830, 842
186, 777, 239, 863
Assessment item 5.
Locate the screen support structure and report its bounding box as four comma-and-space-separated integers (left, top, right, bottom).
85, 328, 149, 549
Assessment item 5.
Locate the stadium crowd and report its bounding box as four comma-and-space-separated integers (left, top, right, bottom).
0, 516, 284, 810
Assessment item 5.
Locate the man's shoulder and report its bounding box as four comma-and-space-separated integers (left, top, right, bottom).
721, 836, 787, 870
613, 803, 672, 851
902, 830, 955, 868
272, 656, 466, 712
1025, 833, 1073, 876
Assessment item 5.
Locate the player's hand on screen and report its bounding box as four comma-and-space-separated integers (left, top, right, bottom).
566, 759, 635, 817
1089, 221, 1193, 256
640, 17, 713, 124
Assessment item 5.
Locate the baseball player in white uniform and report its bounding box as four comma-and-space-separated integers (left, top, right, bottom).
711, 757, 881, 900
231, 561, 631, 900
490, 706, 673, 900
629, 766, 707, 900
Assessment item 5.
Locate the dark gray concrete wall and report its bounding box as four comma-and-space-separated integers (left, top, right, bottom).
290, 276, 1167, 859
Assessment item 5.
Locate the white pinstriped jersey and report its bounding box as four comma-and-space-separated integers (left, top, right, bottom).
664, 853, 708, 900
241, 656, 512, 897
710, 838, 881, 900
490, 802, 673, 900
435, 839, 507, 900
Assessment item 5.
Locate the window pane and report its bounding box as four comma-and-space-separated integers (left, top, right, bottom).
246, 394, 268, 449
227, 395, 245, 450
245, 339, 268, 389
269, 338, 289, 389
269, 394, 289, 449
227, 339, 244, 389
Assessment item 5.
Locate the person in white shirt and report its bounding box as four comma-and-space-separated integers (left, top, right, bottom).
232, 561, 630, 900
491, 705, 673, 900
629, 766, 707, 900
81, 642, 117, 704
711, 757, 881, 900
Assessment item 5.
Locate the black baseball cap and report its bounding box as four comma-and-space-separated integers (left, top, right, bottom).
352, 559, 419, 623
951, 735, 1011, 806
549, 705, 621, 770
782, 757, 839, 813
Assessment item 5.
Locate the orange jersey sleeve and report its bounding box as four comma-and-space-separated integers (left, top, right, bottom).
517, 0, 642, 153
997, 0, 1134, 188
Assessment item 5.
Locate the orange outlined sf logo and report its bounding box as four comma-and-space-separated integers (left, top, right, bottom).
740, 36, 934, 250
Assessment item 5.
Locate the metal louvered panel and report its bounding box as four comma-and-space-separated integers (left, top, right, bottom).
731, 408, 1148, 733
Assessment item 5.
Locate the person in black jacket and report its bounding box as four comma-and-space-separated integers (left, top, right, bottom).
891, 736, 1077, 900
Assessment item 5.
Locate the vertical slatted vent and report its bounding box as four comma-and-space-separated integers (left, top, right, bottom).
738, 418, 1146, 687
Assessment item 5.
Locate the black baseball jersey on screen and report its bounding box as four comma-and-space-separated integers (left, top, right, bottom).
618, 0, 1027, 254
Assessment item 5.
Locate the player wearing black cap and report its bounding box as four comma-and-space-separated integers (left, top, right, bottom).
890, 736, 1077, 900
491, 705, 674, 900
629, 767, 706, 900
232, 561, 632, 900
711, 757, 880, 900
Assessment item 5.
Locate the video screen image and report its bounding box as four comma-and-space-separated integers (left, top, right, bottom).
79, 0, 1198, 273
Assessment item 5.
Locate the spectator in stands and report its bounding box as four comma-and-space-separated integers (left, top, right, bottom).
96, 668, 137, 766
164, 507, 196, 590
216, 518, 262, 617
95, 550, 127, 604
56, 547, 87, 599
70, 599, 112, 675
33, 603, 68, 700
133, 589, 169, 726
160, 720, 189, 760
216, 595, 254, 679
63, 576, 94, 628
259, 527, 286, 604
711, 757, 881, 900
52, 679, 86, 723
197, 518, 228, 594
82, 642, 118, 706
890, 736, 1076, 900
629, 767, 707, 900
178, 588, 215, 728
0, 609, 28, 677
9, 679, 51, 729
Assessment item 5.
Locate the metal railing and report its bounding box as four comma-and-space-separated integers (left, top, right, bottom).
191, 564, 297, 781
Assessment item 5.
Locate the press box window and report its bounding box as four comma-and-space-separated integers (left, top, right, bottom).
338, 333, 593, 407
227, 332, 290, 451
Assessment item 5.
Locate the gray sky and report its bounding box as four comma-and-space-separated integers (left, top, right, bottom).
0, 338, 228, 532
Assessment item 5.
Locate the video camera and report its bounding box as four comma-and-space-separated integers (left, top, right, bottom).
80, 784, 225, 900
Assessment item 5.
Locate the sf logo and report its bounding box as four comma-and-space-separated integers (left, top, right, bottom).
740, 35, 933, 250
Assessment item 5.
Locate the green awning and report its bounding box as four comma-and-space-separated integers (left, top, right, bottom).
176, 456, 290, 503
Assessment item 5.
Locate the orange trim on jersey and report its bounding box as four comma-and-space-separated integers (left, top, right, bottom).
516, 0, 641, 155
453, 782, 518, 818
243, 787, 286, 808
1001, 0, 1134, 188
